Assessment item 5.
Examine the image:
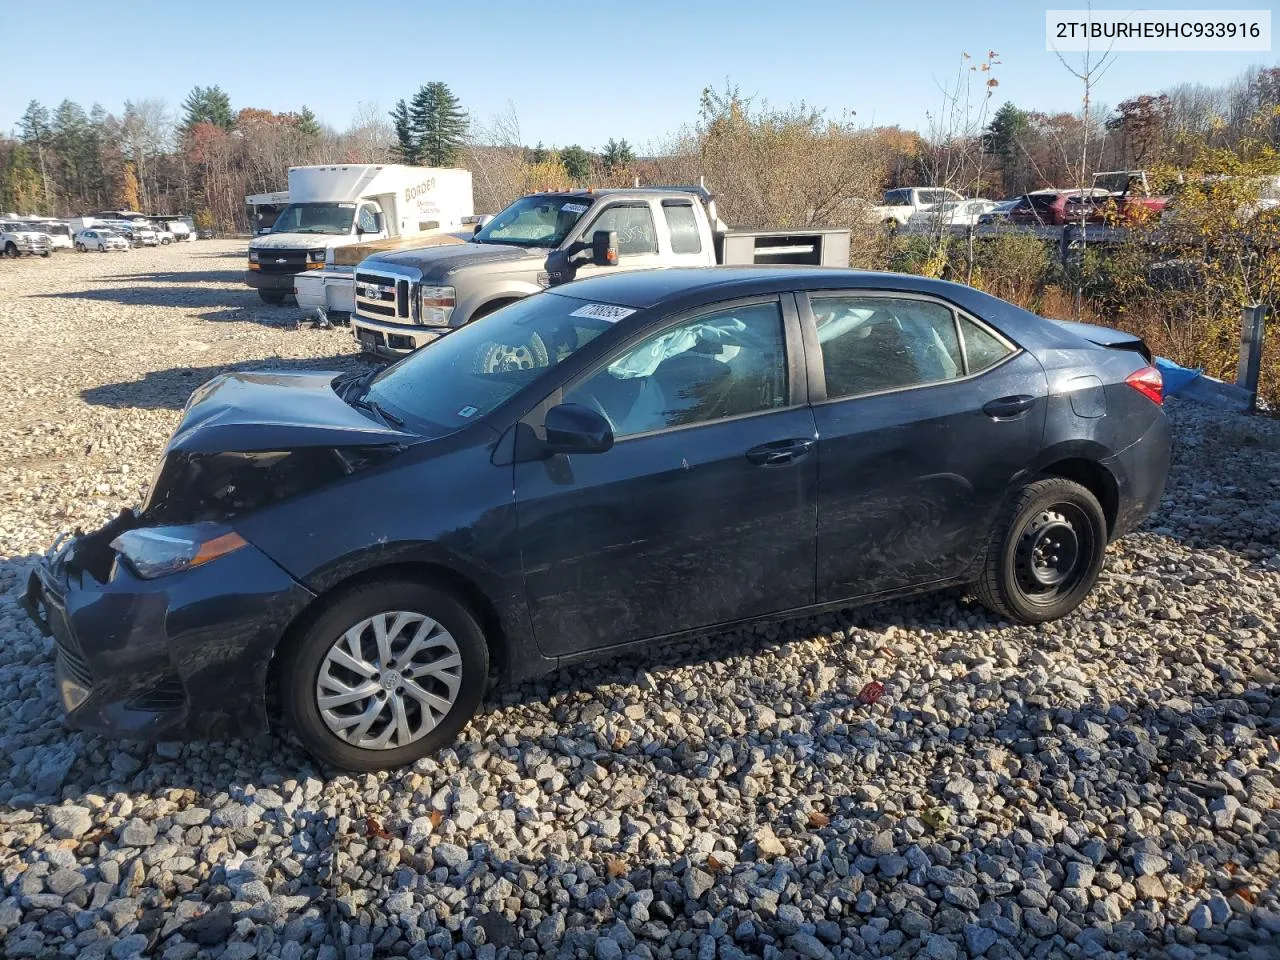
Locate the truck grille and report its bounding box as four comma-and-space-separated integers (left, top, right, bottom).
256, 249, 308, 274
355, 269, 413, 321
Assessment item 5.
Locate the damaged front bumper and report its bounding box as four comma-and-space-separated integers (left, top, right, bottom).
21, 511, 316, 741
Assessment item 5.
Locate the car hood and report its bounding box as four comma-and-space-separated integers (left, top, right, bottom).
367, 241, 541, 281
167, 370, 419, 454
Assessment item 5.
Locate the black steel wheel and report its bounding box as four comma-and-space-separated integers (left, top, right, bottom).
976, 477, 1107, 623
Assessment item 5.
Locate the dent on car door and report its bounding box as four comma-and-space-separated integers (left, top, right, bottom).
513, 295, 819, 657
803, 292, 1049, 602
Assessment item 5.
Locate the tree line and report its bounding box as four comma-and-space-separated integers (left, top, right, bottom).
3, 66, 1279, 234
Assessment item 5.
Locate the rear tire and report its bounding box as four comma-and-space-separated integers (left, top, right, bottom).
258, 289, 287, 305
280, 579, 489, 772
975, 478, 1107, 623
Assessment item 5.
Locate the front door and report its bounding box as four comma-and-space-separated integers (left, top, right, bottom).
568, 200, 665, 284
805, 291, 1048, 602
515, 297, 818, 657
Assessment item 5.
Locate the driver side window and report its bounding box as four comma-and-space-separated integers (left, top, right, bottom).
564, 301, 787, 439
581, 204, 658, 256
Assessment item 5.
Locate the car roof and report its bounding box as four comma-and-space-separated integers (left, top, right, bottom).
545, 266, 1062, 348
546, 267, 978, 310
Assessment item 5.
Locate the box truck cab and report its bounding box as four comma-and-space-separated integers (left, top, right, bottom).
244, 164, 473, 304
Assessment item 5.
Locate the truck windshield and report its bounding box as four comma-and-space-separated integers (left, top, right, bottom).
364, 292, 617, 430
473, 196, 591, 248
271, 202, 356, 235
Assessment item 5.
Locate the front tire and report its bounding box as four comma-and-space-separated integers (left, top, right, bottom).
280, 579, 489, 772
3, 242, 17, 258
975, 478, 1107, 623
258, 289, 288, 305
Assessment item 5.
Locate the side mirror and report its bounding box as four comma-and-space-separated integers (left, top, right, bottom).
592, 230, 619, 266
544, 403, 613, 455
474, 214, 494, 233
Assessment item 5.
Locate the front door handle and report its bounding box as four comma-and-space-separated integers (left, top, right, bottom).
982, 395, 1036, 419
746, 438, 814, 466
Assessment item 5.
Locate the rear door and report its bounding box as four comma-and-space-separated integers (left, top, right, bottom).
802, 290, 1049, 602
514, 295, 818, 656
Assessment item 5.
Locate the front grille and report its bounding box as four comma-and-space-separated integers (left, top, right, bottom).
355, 269, 413, 321
257, 249, 308, 274
128, 676, 186, 712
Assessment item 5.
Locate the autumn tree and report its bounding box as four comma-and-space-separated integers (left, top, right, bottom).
1106, 94, 1173, 167
116, 162, 141, 210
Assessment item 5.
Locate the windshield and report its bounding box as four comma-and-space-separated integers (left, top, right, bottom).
366, 292, 617, 430
472, 195, 592, 248
271, 202, 356, 236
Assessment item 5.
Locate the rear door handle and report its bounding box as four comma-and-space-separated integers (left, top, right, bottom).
982, 395, 1036, 419
746, 438, 814, 466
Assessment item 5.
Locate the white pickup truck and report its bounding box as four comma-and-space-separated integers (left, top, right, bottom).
1, 221, 53, 258
349, 186, 852, 357
872, 187, 966, 228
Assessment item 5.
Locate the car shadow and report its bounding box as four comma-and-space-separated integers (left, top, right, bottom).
79, 354, 378, 410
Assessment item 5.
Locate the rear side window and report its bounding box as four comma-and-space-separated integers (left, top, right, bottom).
813, 297, 964, 398
662, 202, 702, 254
958, 315, 1013, 372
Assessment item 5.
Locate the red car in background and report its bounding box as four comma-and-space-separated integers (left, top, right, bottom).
1067, 171, 1172, 225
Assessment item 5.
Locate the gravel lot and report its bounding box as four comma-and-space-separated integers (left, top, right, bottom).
0, 241, 1278, 960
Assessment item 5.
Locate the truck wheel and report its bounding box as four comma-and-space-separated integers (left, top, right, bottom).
75, 243, 85, 252
3, 242, 17, 258
258, 290, 288, 305
975, 478, 1107, 624
279, 579, 489, 772
161, 237, 171, 245
474, 333, 549, 374
41, 251, 50, 258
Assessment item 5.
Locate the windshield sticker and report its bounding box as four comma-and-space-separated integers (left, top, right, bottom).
570, 303, 636, 323
456, 405, 479, 419
561, 203, 589, 214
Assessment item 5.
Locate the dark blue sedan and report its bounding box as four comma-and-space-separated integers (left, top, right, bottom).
23, 268, 1171, 770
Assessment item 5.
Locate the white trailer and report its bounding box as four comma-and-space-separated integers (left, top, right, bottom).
245, 165, 473, 304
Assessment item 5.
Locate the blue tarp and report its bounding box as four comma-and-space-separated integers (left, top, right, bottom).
1155, 356, 1203, 396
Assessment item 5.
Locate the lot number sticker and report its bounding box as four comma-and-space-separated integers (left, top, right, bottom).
570, 303, 636, 322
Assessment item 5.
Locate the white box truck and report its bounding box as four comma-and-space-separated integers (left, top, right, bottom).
244, 164, 473, 304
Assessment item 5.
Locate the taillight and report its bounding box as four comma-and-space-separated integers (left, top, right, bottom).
1125, 365, 1163, 406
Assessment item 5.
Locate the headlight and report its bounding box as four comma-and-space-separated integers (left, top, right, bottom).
110, 522, 248, 579
248, 250, 260, 263
307, 249, 325, 263
417, 285, 455, 325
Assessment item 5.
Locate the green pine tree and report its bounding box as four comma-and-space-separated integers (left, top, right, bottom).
601, 138, 635, 171
296, 106, 322, 137
560, 144, 592, 184
389, 99, 418, 164
408, 82, 468, 166
181, 86, 234, 132
19, 100, 53, 211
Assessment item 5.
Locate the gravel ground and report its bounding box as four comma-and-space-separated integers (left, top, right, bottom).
0, 242, 1278, 960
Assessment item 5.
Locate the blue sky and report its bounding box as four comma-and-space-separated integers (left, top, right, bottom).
1, 0, 1274, 149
